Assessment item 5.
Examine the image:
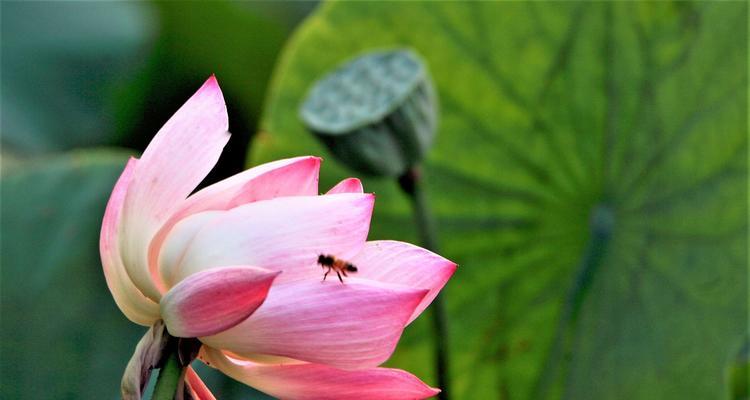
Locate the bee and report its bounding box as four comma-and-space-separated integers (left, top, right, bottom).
317, 254, 358, 283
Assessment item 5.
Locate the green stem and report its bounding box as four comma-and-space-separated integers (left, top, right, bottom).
398, 167, 451, 400
151, 346, 183, 400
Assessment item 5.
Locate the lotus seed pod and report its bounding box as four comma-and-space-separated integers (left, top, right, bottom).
300, 49, 437, 177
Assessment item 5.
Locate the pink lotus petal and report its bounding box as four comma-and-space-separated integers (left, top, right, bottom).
147, 157, 321, 291
326, 177, 363, 194
224, 156, 321, 204
161, 266, 280, 338
201, 347, 439, 400
351, 241, 457, 324
184, 367, 216, 400
200, 280, 428, 370
158, 211, 224, 289
100, 157, 160, 325
119, 76, 230, 301
166, 193, 374, 285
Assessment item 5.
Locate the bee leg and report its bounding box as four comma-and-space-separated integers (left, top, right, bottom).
336, 271, 343, 283
323, 268, 330, 281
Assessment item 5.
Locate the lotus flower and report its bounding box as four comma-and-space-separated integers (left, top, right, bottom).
100, 76, 456, 399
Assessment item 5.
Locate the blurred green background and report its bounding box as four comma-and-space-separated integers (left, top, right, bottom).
1, 1, 747, 399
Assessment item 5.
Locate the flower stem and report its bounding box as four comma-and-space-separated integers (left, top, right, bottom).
398, 167, 450, 400
151, 344, 183, 400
